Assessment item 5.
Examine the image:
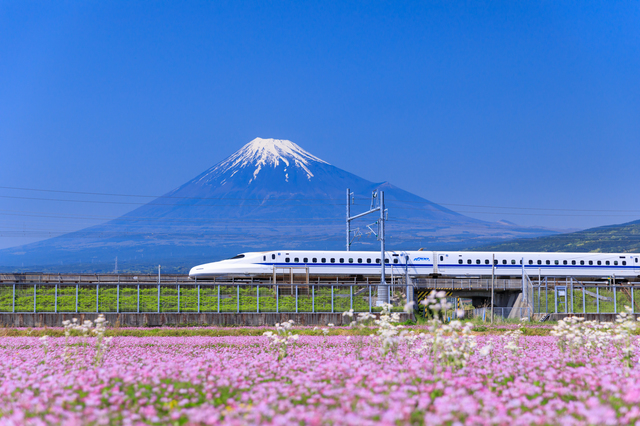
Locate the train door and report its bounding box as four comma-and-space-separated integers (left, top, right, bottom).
437, 253, 448, 274
633, 255, 640, 275
433, 252, 438, 274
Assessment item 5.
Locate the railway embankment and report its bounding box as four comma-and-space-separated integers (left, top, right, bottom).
0, 312, 413, 328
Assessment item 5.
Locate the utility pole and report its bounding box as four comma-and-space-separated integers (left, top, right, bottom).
114, 256, 118, 274
346, 189, 352, 251
491, 254, 495, 324
346, 189, 388, 304
521, 256, 528, 319
379, 191, 387, 305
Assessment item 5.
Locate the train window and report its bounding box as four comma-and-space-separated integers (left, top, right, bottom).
614, 261, 619, 266
285, 258, 290, 263
312, 258, 317, 263
476, 259, 481, 264
230, 254, 245, 259
440, 256, 443, 261
376, 258, 380, 263
272, 254, 276, 260
520, 260, 523, 265
367, 259, 372, 264
572, 260, 576, 265
580, 260, 584, 265
563, 260, 567, 265
339, 258, 344, 263
321, 258, 326, 263
394, 259, 399, 264
303, 258, 308, 263
263, 256, 266, 261
485, 259, 490, 265
512, 260, 517, 265
529, 260, 533, 265
546, 260, 550, 265
537, 260, 542, 265
294, 258, 299, 263
589, 261, 593, 265
385, 258, 390, 264
622, 261, 626, 266
330, 258, 335, 263
347, 258, 352, 263
637, 259, 639, 263
502, 260, 507, 265
596, 261, 601, 265
606, 261, 610, 265
358, 258, 362, 263
554, 260, 559, 265
459, 259, 463, 264
467, 259, 472, 264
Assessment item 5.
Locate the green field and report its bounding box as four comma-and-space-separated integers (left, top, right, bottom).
0, 285, 394, 313
533, 287, 640, 313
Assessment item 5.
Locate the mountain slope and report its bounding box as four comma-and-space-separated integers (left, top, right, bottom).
473, 219, 640, 253
0, 138, 557, 272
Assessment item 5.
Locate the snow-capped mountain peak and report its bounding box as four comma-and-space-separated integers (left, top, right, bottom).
198, 138, 329, 184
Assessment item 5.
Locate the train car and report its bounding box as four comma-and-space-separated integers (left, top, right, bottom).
189, 250, 640, 279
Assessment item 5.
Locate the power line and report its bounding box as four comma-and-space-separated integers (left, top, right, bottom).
1, 194, 640, 218
0, 194, 347, 207
3, 185, 640, 213
0, 186, 342, 201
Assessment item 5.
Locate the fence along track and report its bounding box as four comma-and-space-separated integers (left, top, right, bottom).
0, 281, 411, 314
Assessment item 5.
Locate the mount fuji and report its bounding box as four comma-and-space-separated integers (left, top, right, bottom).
0, 138, 556, 272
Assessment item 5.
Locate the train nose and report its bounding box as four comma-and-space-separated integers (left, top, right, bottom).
189, 265, 207, 278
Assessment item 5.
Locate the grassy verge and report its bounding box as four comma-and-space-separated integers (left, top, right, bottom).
0, 322, 558, 337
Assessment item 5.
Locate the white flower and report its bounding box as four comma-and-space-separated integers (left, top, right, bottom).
479, 344, 492, 357
403, 301, 415, 313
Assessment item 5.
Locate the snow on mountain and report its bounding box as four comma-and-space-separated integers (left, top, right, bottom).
196, 138, 329, 185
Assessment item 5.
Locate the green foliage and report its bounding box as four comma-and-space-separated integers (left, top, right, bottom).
533, 286, 640, 314
473, 219, 640, 253
0, 285, 375, 313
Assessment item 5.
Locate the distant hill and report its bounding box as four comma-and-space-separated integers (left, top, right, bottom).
0, 138, 557, 272
473, 219, 640, 253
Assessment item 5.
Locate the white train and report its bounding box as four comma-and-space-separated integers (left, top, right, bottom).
189, 250, 640, 279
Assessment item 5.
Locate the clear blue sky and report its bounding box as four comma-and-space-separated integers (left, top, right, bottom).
1, 1, 639, 249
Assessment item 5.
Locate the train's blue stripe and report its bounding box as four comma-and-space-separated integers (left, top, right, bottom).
259, 262, 637, 270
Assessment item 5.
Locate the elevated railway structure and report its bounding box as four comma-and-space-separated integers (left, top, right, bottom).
0, 273, 638, 325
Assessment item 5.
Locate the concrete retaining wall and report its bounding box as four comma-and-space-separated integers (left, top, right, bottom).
0, 312, 412, 328
549, 313, 640, 322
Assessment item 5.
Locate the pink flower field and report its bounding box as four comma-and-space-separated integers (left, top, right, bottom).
2, 333, 640, 425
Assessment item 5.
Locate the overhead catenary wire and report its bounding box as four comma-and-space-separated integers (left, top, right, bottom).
1, 195, 639, 218
2, 185, 640, 213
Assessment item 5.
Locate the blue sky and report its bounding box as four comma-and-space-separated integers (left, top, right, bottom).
1, 1, 639, 249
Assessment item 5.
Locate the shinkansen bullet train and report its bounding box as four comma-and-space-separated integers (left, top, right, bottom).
189, 250, 640, 279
